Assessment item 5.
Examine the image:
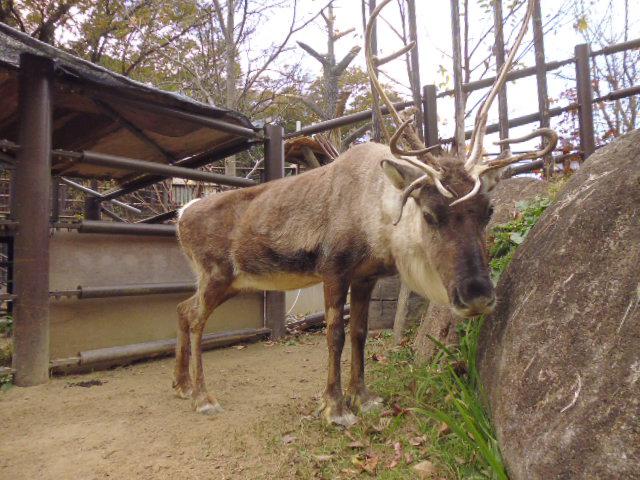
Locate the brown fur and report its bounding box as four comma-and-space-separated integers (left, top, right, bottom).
174, 142, 495, 421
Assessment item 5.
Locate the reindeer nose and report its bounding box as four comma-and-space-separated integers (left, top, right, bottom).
452, 277, 496, 316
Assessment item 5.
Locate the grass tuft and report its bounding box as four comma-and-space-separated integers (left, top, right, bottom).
282, 197, 551, 479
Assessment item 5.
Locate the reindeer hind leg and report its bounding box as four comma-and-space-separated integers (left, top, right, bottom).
173, 295, 196, 399
188, 277, 235, 415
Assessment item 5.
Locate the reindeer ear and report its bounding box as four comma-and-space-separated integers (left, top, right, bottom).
380, 159, 423, 190
480, 168, 504, 193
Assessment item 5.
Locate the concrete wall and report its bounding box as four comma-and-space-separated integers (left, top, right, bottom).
285, 284, 324, 317
49, 231, 263, 358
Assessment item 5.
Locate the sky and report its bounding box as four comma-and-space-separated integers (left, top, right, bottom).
254, 0, 639, 152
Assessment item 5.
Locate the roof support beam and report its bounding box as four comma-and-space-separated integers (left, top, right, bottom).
92, 98, 179, 164
100, 140, 254, 201
53, 149, 257, 188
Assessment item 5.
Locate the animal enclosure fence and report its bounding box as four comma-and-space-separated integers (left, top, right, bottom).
0, 24, 307, 385
0, 11, 638, 386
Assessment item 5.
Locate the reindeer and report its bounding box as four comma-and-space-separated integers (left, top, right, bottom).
174, 0, 556, 426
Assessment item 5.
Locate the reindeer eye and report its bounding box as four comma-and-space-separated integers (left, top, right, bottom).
423, 211, 438, 227
483, 205, 495, 224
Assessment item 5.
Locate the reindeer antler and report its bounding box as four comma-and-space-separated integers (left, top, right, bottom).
365, 0, 453, 218
450, 0, 558, 206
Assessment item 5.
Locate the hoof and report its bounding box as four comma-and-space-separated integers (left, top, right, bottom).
346, 390, 383, 413
173, 384, 192, 400
195, 402, 224, 415
328, 410, 358, 428
317, 398, 358, 428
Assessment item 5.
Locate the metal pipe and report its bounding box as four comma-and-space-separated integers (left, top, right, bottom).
593, 85, 640, 103
51, 328, 271, 371
100, 141, 255, 201
12, 53, 53, 386
434, 37, 639, 100
55, 150, 257, 188
136, 209, 178, 224
264, 124, 286, 340
437, 57, 574, 98
72, 282, 195, 299
283, 101, 414, 139
442, 104, 574, 143
575, 44, 596, 159
532, 0, 552, 176
60, 177, 142, 214
493, 0, 510, 151
450, 0, 465, 156
422, 85, 440, 153
76, 220, 176, 236
591, 37, 640, 57
100, 205, 128, 222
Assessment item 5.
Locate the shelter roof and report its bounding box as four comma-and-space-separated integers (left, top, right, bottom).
0, 23, 259, 181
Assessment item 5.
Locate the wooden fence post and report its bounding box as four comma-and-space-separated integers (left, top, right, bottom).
575, 44, 596, 160
422, 85, 440, 153
263, 124, 286, 339
493, 0, 510, 151
532, 0, 552, 176
450, 0, 466, 158
12, 53, 54, 386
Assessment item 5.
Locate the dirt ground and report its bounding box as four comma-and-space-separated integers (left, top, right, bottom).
0, 332, 340, 480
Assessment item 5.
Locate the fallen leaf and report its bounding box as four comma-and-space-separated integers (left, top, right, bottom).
387, 441, 403, 468
340, 468, 359, 476
413, 460, 437, 478
313, 454, 333, 463
363, 454, 379, 474
455, 456, 466, 465
437, 422, 451, 437
409, 435, 427, 446
281, 434, 296, 445
234, 345, 247, 350
382, 403, 410, 417
351, 453, 379, 475
344, 430, 358, 441
405, 452, 414, 464
369, 417, 391, 433
371, 353, 388, 364
348, 440, 365, 449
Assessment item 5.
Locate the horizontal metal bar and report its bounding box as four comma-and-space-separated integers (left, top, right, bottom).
503, 152, 582, 177
136, 209, 178, 224
436, 38, 639, 99
60, 177, 141, 214
54, 150, 257, 188
100, 141, 256, 200
51, 328, 271, 371
98, 95, 262, 139
593, 85, 640, 103
591, 37, 640, 57
58, 220, 177, 236
441, 104, 574, 143
76, 282, 195, 299
284, 101, 414, 139
438, 58, 574, 98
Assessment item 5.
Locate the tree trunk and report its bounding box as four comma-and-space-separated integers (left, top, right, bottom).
225, 0, 237, 177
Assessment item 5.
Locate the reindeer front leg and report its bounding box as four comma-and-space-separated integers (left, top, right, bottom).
318, 277, 356, 427
345, 278, 383, 413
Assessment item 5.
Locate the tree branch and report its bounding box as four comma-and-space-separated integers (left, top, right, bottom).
332, 46, 361, 75
297, 41, 329, 67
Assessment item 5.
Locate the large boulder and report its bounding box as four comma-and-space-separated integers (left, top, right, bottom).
414, 177, 548, 361
478, 130, 640, 479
